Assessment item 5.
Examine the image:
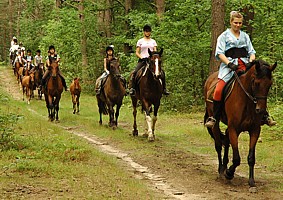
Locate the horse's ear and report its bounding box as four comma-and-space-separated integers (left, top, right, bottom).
148, 48, 152, 57
269, 62, 277, 72
159, 48, 163, 56
255, 60, 261, 72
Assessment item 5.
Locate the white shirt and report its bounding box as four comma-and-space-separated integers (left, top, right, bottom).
136, 38, 157, 58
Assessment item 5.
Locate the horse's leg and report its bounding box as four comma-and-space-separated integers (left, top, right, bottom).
222, 129, 230, 173
150, 102, 160, 141
97, 98, 103, 125
247, 129, 260, 188
114, 103, 122, 127
55, 96, 61, 122
225, 128, 240, 180
108, 104, 115, 127
72, 94, 76, 114
77, 96, 80, 113
131, 97, 138, 136
211, 123, 225, 176
27, 87, 30, 104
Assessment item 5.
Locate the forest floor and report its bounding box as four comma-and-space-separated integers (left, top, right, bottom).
0, 65, 282, 200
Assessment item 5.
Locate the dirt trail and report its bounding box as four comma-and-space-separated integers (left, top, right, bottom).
1, 67, 282, 200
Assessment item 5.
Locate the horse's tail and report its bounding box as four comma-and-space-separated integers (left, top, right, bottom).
98, 100, 108, 115
204, 108, 215, 139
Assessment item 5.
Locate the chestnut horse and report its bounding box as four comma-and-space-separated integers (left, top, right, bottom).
131, 48, 164, 141
204, 60, 277, 189
70, 77, 81, 114
21, 72, 35, 104
43, 61, 63, 121
96, 57, 126, 128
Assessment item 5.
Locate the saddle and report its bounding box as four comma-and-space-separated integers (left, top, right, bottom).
207, 74, 237, 103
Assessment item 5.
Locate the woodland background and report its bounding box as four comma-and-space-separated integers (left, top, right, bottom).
0, 0, 282, 111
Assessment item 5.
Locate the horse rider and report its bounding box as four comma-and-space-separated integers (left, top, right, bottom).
19, 42, 25, 57
34, 49, 44, 68
96, 45, 115, 95
40, 45, 68, 91
129, 24, 169, 96
9, 38, 19, 65
23, 49, 34, 72
205, 11, 276, 128
13, 46, 23, 67
10, 36, 17, 47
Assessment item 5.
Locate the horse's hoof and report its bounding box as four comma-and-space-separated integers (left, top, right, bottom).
99, 121, 102, 125
148, 135, 155, 142
224, 169, 234, 180
73, 111, 76, 114
112, 126, 117, 130
249, 187, 257, 193
55, 120, 60, 123
132, 130, 138, 136
142, 133, 148, 138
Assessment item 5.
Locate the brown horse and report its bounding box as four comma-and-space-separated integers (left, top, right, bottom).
15, 61, 24, 84
131, 48, 164, 141
21, 72, 35, 104
34, 63, 45, 99
43, 61, 64, 122
70, 77, 81, 114
96, 57, 126, 128
204, 60, 277, 189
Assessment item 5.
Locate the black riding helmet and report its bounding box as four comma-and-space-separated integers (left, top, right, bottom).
27, 49, 31, 53
49, 45, 55, 50
143, 24, 152, 32
105, 45, 114, 54
36, 49, 41, 53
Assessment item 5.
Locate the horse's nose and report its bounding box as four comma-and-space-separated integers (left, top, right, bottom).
255, 108, 266, 114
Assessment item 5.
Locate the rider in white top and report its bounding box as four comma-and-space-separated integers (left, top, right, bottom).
34, 49, 43, 67
129, 24, 169, 96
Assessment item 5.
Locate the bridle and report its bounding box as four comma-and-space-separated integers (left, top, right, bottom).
234, 69, 268, 104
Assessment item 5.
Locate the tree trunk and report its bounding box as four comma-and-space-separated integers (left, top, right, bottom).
78, 0, 88, 68
155, 0, 165, 18
209, 0, 225, 74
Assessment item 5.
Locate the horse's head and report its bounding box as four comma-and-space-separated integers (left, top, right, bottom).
49, 61, 59, 79
148, 48, 163, 79
107, 57, 121, 77
73, 77, 80, 90
250, 60, 277, 114
29, 72, 35, 83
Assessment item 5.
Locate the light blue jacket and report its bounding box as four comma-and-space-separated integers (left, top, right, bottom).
215, 29, 256, 82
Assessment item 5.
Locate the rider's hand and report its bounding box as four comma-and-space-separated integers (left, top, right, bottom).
142, 58, 148, 63
227, 62, 238, 71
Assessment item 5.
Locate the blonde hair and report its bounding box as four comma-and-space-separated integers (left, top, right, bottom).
230, 11, 243, 22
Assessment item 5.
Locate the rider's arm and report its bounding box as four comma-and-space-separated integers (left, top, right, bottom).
136, 46, 142, 59
104, 58, 109, 73
218, 54, 230, 65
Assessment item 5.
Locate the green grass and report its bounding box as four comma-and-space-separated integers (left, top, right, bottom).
0, 67, 163, 199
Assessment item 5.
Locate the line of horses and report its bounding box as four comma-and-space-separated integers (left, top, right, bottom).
10, 49, 278, 191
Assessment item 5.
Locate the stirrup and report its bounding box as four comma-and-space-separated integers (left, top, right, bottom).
129, 88, 136, 96
205, 117, 216, 128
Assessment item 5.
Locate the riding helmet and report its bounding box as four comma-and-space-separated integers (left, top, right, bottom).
106, 45, 114, 53
36, 49, 41, 53
143, 24, 152, 32
27, 49, 31, 53
49, 45, 55, 50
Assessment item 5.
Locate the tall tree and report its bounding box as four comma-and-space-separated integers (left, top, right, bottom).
209, 0, 225, 73
155, 0, 165, 18
78, 0, 88, 68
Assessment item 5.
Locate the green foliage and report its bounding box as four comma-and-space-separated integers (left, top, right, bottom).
0, 95, 21, 151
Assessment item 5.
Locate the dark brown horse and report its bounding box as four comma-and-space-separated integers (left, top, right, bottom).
34, 63, 45, 99
131, 48, 164, 141
44, 61, 64, 122
96, 57, 126, 129
70, 77, 81, 114
204, 60, 277, 189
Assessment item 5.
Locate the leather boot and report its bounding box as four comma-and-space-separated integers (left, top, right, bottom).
262, 112, 276, 126
205, 100, 222, 128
